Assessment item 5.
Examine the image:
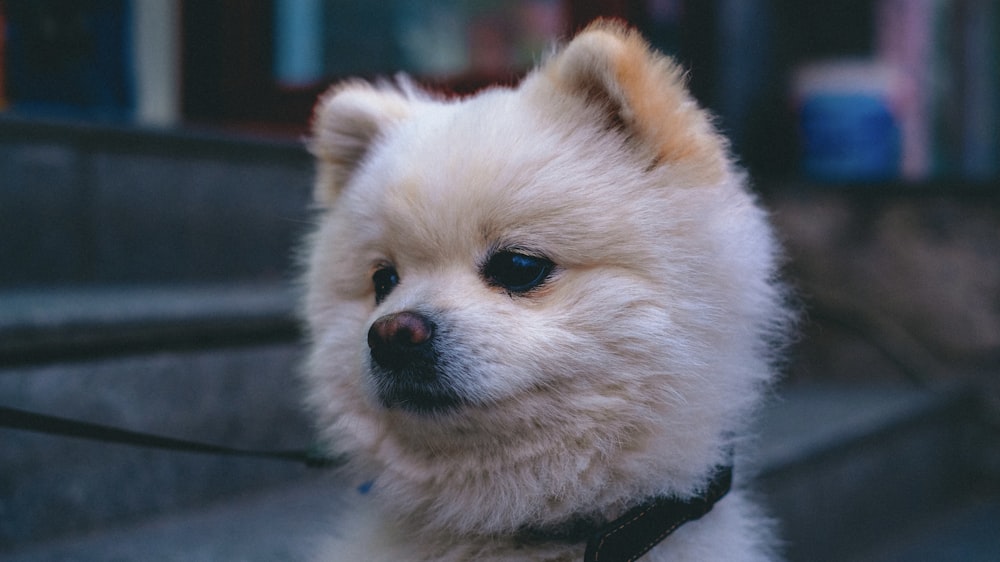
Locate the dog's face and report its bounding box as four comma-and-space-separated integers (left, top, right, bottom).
303, 23, 787, 535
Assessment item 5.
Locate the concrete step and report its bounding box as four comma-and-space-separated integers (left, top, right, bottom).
0, 115, 313, 288
0, 284, 299, 365
0, 284, 314, 551
854, 497, 1000, 562
755, 382, 992, 561
3, 380, 994, 560
0, 475, 344, 562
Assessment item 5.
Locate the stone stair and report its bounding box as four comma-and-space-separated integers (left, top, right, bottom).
2, 117, 997, 561
756, 382, 996, 561
0, 284, 313, 551
3, 377, 995, 561
0, 116, 319, 553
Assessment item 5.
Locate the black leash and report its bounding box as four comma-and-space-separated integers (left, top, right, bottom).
0, 405, 339, 468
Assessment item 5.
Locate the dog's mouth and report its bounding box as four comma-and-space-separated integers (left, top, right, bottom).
371, 366, 467, 415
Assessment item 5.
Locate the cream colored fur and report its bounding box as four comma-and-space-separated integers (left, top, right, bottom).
303, 21, 790, 561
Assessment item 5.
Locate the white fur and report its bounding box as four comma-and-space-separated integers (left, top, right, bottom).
302, 21, 791, 561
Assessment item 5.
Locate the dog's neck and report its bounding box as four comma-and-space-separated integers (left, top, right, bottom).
516, 464, 733, 561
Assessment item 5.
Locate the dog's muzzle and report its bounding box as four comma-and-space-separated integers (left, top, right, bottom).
367, 310, 464, 414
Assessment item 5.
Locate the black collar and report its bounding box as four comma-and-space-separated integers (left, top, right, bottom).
518, 465, 733, 562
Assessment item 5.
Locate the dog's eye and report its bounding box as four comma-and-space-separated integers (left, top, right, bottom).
372, 266, 399, 304
483, 251, 554, 293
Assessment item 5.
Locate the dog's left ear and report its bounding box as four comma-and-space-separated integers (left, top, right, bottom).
533, 20, 726, 179
309, 82, 414, 206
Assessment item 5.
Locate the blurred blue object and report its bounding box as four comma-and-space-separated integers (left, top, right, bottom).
273, 0, 325, 87
799, 93, 901, 182
794, 60, 903, 183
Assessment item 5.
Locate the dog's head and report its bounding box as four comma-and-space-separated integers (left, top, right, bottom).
303, 21, 789, 536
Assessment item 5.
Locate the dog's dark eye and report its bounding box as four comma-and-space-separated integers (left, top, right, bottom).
483, 251, 554, 293
372, 266, 399, 304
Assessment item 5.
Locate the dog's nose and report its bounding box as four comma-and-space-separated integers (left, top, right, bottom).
368, 311, 434, 348
368, 311, 435, 370
367, 311, 461, 413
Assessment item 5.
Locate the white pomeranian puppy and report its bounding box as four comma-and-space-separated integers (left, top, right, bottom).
302, 20, 791, 561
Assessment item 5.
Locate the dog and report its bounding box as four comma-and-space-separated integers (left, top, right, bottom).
301, 20, 791, 561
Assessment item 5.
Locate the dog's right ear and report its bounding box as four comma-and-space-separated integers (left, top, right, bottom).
309, 82, 413, 205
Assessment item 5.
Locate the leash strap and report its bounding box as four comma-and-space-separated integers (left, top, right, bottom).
0, 405, 337, 468
584, 464, 733, 562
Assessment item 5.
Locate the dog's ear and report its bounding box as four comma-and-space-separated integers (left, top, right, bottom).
536, 20, 726, 180
309, 82, 413, 205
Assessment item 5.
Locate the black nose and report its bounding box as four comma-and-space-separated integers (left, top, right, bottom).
366, 311, 464, 413
367, 311, 435, 371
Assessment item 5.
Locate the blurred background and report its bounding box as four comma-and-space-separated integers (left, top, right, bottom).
2, 0, 999, 182
1, 1, 999, 561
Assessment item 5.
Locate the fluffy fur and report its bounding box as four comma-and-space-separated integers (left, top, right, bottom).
302, 21, 791, 561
